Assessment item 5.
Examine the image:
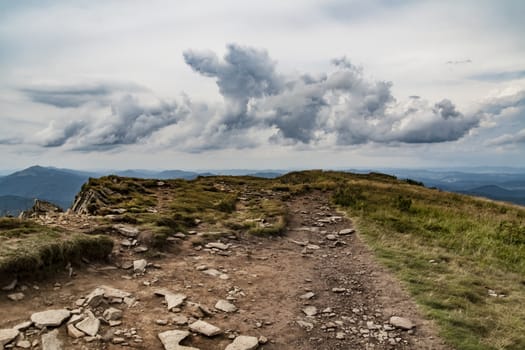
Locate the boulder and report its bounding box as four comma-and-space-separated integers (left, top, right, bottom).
31, 309, 71, 328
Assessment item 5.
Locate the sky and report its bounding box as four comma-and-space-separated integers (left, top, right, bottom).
0, 0, 524, 171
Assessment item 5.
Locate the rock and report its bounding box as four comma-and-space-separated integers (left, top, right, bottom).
100, 285, 131, 299
389, 316, 415, 330
201, 268, 221, 277
16, 340, 31, 349
205, 242, 230, 250
258, 336, 268, 344
339, 228, 355, 235
13, 321, 32, 331
113, 224, 139, 238
165, 293, 187, 311
215, 299, 237, 313
133, 259, 148, 273
326, 234, 337, 241
158, 330, 199, 350
156, 319, 169, 326
299, 292, 315, 300
85, 287, 105, 307
75, 311, 100, 336
103, 307, 123, 321
189, 320, 222, 337
171, 315, 189, 325
7, 292, 24, 301
335, 332, 345, 339
67, 324, 85, 338
306, 244, 320, 250
225, 335, 259, 350
296, 320, 314, 331
0, 328, 19, 347
332, 287, 346, 293
1, 279, 17, 291
31, 309, 71, 328
41, 329, 63, 350
302, 306, 318, 316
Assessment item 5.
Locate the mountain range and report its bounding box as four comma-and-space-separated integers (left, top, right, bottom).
0, 166, 524, 216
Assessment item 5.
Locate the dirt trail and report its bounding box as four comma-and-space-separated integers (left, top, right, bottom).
0, 193, 448, 349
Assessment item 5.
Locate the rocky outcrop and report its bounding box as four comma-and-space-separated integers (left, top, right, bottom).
19, 199, 62, 219
71, 187, 112, 215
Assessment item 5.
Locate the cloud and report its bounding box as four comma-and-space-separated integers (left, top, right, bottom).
446, 59, 472, 65
468, 70, 525, 82
488, 129, 525, 146
22, 44, 484, 152
20, 82, 147, 108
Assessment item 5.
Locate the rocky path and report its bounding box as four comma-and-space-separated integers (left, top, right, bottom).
0, 193, 448, 349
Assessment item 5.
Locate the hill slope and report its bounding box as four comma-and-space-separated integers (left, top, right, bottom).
0, 166, 89, 210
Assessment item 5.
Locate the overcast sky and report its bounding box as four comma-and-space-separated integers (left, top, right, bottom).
1, 0, 524, 171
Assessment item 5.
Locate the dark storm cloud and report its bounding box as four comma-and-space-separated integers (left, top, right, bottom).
468, 70, 525, 82
184, 44, 283, 128
21, 82, 147, 108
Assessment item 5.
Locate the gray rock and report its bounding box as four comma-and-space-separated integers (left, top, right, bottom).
0, 328, 19, 347
171, 315, 189, 326
332, 287, 346, 293
389, 316, 415, 330
67, 323, 85, 338
326, 234, 337, 241
31, 309, 71, 328
133, 259, 148, 273
113, 224, 139, 238
299, 292, 315, 300
165, 293, 187, 311
339, 228, 355, 235
103, 307, 123, 321
1, 279, 17, 291
75, 311, 100, 336
158, 330, 199, 350
13, 321, 32, 331
302, 306, 318, 316
42, 329, 63, 350
7, 292, 25, 301
16, 340, 31, 349
201, 268, 221, 277
225, 335, 259, 350
189, 320, 222, 337
215, 299, 237, 313
100, 285, 131, 299
205, 242, 230, 250
296, 320, 314, 331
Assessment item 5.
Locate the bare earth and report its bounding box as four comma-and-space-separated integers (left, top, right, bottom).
0, 193, 450, 349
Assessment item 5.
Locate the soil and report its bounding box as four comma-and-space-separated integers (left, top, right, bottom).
0, 192, 450, 349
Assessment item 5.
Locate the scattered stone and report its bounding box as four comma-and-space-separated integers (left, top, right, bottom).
67, 324, 85, 338
326, 234, 337, 241
75, 311, 100, 337
258, 335, 268, 344
13, 321, 32, 331
189, 320, 222, 337
154, 291, 187, 311
225, 335, 259, 350
158, 330, 199, 350
296, 320, 314, 331
338, 228, 355, 235
389, 316, 415, 330
16, 340, 31, 349
302, 306, 318, 316
7, 292, 24, 301
156, 319, 169, 326
41, 329, 62, 350
171, 315, 189, 326
215, 299, 237, 313
133, 246, 149, 253
201, 268, 221, 277
112, 337, 126, 344
114, 224, 139, 238
0, 328, 19, 347
85, 287, 105, 307
332, 287, 346, 293
205, 242, 230, 250
133, 259, 148, 273
2, 279, 17, 291
31, 309, 71, 328
103, 307, 123, 321
299, 292, 315, 300
335, 332, 345, 339
306, 244, 320, 250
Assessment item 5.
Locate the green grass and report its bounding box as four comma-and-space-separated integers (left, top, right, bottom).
0, 218, 113, 280
332, 179, 525, 350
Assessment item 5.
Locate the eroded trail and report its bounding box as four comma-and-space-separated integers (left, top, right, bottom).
0, 193, 448, 349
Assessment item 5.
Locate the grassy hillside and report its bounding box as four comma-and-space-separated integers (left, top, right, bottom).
329, 175, 525, 350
